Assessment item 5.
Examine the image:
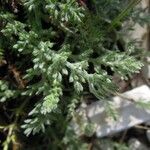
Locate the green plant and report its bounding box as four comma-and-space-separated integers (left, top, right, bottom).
0, 0, 146, 149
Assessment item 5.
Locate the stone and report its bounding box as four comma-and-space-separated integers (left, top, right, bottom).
128, 138, 149, 150
142, 57, 150, 80
146, 130, 150, 142
92, 139, 114, 150
145, 120, 150, 126
77, 85, 150, 137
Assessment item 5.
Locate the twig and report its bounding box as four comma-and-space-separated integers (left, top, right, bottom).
8, 64, 26, 89
120, 129, 128, 143
135, 125, 150, 130
2, 98, 29, 150
88, 143, 93, 150
115, 92, 135, 103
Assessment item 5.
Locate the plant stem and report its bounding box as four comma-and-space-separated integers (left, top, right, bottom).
109, 0, 141, 30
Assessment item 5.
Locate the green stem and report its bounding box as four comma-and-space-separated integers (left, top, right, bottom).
2, 98, 29, 150
109, 0, 141, 30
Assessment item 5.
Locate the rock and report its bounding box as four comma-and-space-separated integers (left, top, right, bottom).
145, 120, 150, 126
142, 57, 150, 80
128, 138, 149, 150
76, 85, 150, 137
146, 130, 150, 142
92, 139, 114, 150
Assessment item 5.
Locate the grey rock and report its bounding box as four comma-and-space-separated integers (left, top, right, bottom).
92, 139, 114, 150
146, 130, 150, 142
78, 85, 150, 137
128, 138, 149, 150
145, 120, 150, 126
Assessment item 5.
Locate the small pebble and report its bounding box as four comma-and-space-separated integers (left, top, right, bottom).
146, 130, 150, 142
92, 139, 113, 150
145, 120, 150, 126
128, 138, 149, 150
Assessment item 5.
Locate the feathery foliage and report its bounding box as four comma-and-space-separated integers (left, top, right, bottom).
0, 0, 146, 149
